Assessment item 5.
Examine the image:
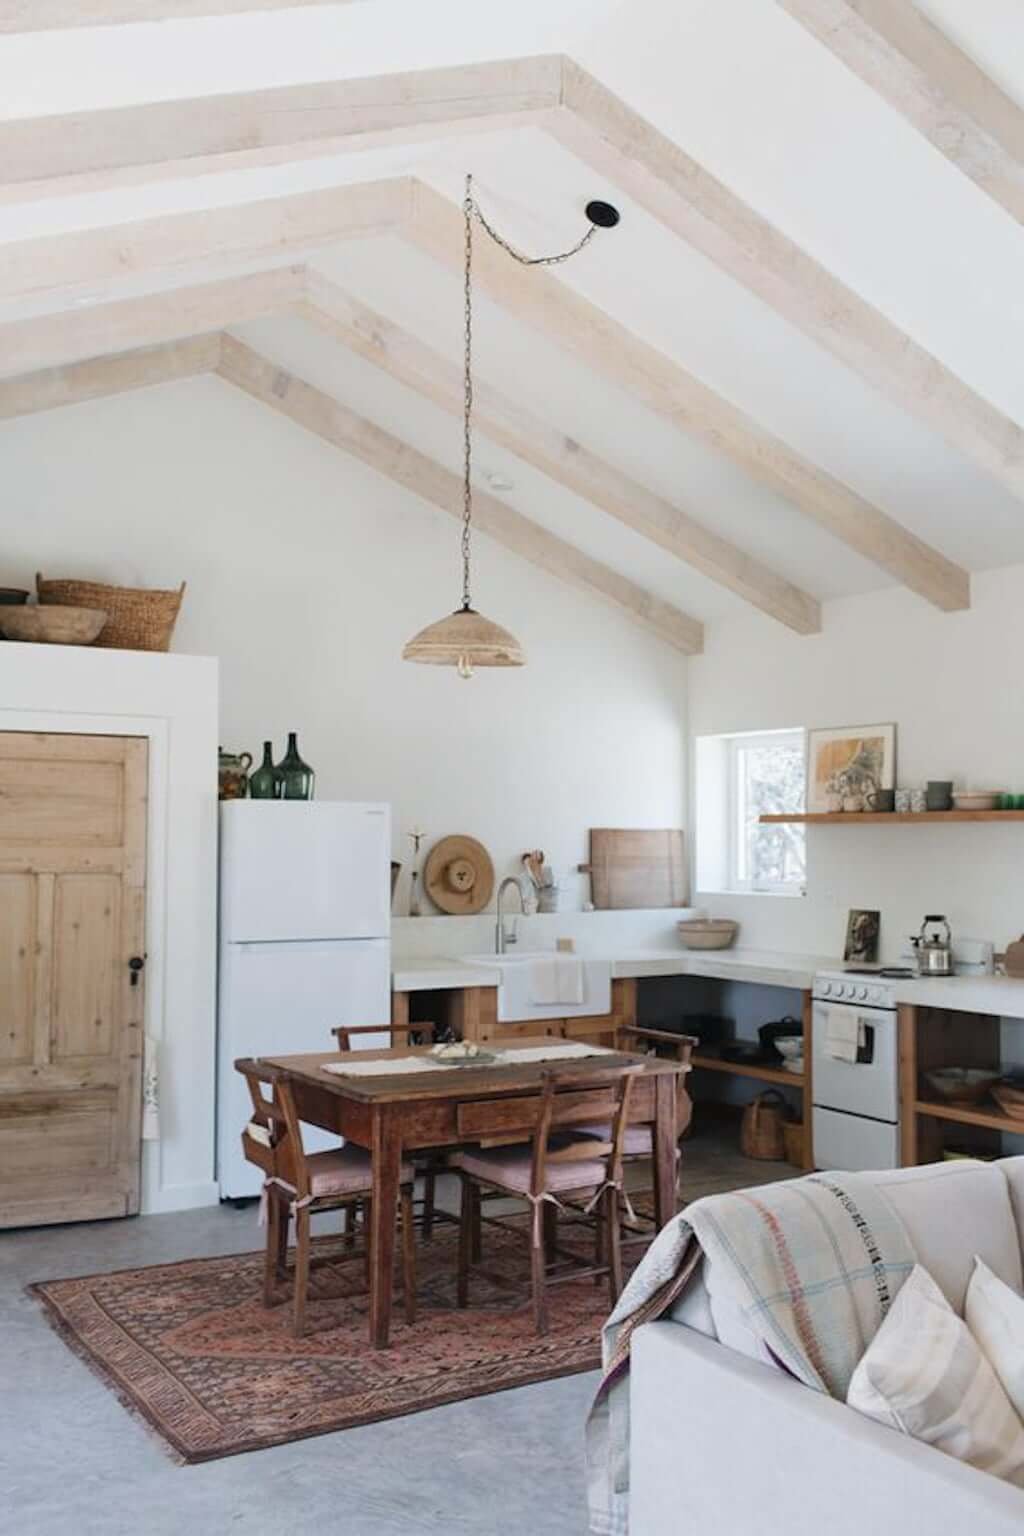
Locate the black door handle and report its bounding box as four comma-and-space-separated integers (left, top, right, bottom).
128, 955, 146, 988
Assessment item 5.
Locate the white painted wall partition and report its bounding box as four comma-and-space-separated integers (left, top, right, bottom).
0, 641, 219, 1214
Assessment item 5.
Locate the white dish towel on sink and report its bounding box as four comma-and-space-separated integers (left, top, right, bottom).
529, 956, 584, 1006
824, 1006, 865, 1064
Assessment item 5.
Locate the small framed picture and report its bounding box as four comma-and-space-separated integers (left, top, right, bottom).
807, 723, 897, 813
844, 909, 880, 966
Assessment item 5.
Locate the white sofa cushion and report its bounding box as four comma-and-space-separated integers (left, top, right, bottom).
848, 1264, 1024, 1487
864, 1161, 1023, 1311
967, 1256, 1024, 1420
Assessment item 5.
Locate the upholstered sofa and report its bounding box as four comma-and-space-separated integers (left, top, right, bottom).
629, 1158, 1024, 1535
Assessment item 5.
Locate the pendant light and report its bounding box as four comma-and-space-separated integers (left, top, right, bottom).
402, 176, 619, 679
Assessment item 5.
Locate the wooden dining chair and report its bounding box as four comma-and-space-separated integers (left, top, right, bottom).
236, 1057, 417, 1337
455, 1064, 643, 1335
330, 1021, 453, 1242
598, 1026, 696, 1240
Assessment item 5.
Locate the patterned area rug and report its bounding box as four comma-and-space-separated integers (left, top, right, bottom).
31, 1212, 647, 1463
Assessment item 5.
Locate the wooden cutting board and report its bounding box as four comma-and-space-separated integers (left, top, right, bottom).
583, 828, 688, 910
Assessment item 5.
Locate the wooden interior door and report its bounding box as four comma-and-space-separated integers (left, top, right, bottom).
0, 732, 147, 1229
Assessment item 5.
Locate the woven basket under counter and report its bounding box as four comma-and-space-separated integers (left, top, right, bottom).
36, 572, 185, 651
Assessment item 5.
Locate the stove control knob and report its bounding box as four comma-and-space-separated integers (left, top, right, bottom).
844, 984, 856, 999
857, 986, 868, 1001
822, 981, 832, 996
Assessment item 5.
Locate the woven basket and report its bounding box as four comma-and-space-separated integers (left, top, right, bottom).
782, 1119, 805, 1168
740, 1090, 789, 1161
37, 573, 185, 652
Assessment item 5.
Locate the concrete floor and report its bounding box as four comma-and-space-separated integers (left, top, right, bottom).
1, 1129, 791, 1536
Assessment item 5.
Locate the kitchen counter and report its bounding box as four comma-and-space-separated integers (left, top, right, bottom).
392, 946, 834, 994
391, 949, 1024, 1017
391, 958, 500, 993
891, 973, 1024, 1018
609, 947, 832, 989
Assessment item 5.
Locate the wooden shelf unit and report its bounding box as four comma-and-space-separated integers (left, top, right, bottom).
691, 1051, 804, 1089
761, 811, 1024, 825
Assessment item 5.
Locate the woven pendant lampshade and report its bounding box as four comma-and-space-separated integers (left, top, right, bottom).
402, 605, 524, 677
402, 175, 615, 680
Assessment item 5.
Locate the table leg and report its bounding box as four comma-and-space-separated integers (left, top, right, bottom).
651, 1074, 677, 1230
369, 1106, 403, 1348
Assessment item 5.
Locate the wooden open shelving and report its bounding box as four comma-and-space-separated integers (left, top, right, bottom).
760, 810, 1024, 825
915, 1098, 1024, 1135
691, 1050, 804, 1089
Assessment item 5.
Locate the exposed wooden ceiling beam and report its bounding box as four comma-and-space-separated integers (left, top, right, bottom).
217, 333, 703, 654
0, 267, 303, 377
0, 0, 357, 29
403, 183, 969, 613
552, 60, 1024, 505
5, 53, 1017, 504
300, 271, 821, 634
0, 57, 560, 184
0, 179, 410, 309
0, 334, 219, 419
777, 0, 1024, 227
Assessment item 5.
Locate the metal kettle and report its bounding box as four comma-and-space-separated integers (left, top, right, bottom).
914, 915, 953, 977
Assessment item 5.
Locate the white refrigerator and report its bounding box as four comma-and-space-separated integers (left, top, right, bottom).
217, 799, 391, 1199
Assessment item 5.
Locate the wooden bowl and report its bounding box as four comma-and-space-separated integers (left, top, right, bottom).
677, 918, 739, 950
924, 1067, 1000, 1105
0, 604, 107, 645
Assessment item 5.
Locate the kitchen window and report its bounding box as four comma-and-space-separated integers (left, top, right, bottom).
695, 729, 807, 896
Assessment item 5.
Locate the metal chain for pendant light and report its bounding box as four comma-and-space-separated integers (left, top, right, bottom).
460, 172, 606, 614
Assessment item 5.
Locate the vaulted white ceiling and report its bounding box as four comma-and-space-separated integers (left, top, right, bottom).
2, 0, 1023, 651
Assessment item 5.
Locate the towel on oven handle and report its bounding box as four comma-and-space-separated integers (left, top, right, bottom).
823, 1005, 865, 1064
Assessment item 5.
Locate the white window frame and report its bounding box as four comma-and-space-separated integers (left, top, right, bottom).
697, 727, 806, 897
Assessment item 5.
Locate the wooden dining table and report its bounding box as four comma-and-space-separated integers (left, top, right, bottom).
258, 1038, 686, 1347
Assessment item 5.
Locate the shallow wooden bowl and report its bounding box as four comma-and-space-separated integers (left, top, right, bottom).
0, 604, 107, 645
677, 919, 739, 950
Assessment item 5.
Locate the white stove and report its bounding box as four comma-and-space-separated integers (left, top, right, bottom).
811, 969, 901, 1172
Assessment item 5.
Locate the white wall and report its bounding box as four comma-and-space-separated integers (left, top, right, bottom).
1, 373, 687, 911
0, 643, 219, 1215
689, 568, 1024, 963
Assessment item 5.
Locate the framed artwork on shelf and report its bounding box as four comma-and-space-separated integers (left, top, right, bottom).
807, 723, 897, 813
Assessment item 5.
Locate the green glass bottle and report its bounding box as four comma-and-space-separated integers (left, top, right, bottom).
249, 741, 279, 800
275, 731, 315, 801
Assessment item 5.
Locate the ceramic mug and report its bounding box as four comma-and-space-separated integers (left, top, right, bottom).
926, 780, 953, 811
867, 788, 895, 812
910, 789, 927, 814
894, 789, 911, 813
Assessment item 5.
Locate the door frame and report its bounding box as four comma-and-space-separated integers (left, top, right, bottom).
0, 710, 169, 1209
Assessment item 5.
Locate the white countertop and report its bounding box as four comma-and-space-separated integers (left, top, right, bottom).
391, 958, 501, 993
392, 946, 832, 994
889, 973, 1024, 1017
391, 949, 1024, 1017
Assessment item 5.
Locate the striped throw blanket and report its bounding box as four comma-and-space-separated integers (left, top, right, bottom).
586, 1171, 915, 1536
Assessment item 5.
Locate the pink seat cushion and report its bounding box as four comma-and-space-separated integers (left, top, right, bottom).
577, 1122, 653, 1157
280, 1146, 413, 1199
459, 1140, 607, 1195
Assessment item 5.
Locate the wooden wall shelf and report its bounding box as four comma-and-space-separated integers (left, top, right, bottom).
760, 811, 1024, 825
915, 1098, 1024, 1135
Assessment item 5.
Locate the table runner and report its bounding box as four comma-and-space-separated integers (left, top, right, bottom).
321, 1041, 615, 1077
